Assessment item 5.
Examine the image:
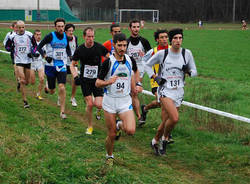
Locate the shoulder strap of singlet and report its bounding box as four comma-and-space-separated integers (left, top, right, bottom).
182, 48, 186, 65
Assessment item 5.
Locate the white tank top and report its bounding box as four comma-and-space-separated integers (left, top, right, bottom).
67, 36, 77, 65
11, 32, 32, 64
127, 41, 145, 66
104, 54, 133, 98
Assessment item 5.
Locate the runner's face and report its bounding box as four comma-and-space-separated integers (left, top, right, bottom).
12, 24, 17, 32
34, 32, 42, 42
17, 23, 25, 34
55, 21, 65, 34
171, 34, 183, 49
111, 27, 121, 37
129, 22, 140, 37
114, 40, 127, 57
84, 29, 95, 47
66, 27, 74, 38
157, 33, 168, 47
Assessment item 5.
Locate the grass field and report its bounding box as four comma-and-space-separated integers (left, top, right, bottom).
0, 23, 250, 184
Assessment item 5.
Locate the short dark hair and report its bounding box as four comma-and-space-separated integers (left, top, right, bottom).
129, 19, 140, 28
83, 27, 94, 36
113, 33, 127, 44
11, 21, 17, 28
110, 23, 120, 32
54, 18, 65, 26
154, 29, 168, 41
168, 28, 183, 43
33, 29, 41, 34
65, 23, 75, 31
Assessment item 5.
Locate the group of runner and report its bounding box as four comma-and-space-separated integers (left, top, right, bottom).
3, 18, 197, 165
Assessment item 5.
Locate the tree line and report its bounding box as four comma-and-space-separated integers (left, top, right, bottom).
67, 0, 250, 22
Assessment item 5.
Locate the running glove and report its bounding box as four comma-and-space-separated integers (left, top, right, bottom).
33, 53, 40, 58
27, 53, 33, 58
154, 76, 166, 85
45, 56, 53, 63
74, 76, 81, 85
182, 64, 191, 76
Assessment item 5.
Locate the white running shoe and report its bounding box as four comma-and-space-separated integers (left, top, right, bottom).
71, 97, 77, 107
60, 112, 67, 119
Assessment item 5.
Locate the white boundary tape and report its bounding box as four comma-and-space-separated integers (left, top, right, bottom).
0, 49, 10, 54
142, 90, 250, 124
0, 49, 249, 124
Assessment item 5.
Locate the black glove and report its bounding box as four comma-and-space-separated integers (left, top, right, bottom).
182, 64, 191, 76
74, 76, 81, 85
45, 56, 53, 63
27, 53, 33, 58
33, 53, 40, 58
154, 76, 166, 85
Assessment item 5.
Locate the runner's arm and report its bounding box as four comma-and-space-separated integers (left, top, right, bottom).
37, 33, 53, 57
96, 58, 118, 88
186, 50, 198, 77
144, 50, 164, 79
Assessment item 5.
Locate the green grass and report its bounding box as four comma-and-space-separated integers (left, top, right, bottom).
0, 23, 250, 183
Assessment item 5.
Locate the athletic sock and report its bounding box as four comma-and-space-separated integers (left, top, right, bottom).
106, 154, 114, 159
116, 120, 122, 130
152, 138, 157, 145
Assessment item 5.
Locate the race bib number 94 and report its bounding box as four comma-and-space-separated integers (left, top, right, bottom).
84, 65, 98, 79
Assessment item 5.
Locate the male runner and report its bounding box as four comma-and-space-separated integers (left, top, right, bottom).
103, 23, 121, 55
70, 27, 109, 135
127, 19, 151, 120
3, 21, 20, 91
30, 29, 45, 100
96, 33, 140, 166
144, 28, 197, 155
5, 20, 34, 108
37, 18, 71, 119
65, 23, 78, 107
139, 29, 169, 126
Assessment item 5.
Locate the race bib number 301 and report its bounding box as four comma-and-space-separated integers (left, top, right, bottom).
84, 65, 98, 79
53, 48, 65, 60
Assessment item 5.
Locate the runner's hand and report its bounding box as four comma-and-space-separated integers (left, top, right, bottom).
74, 76, 81, 85
45, 56, 53, 63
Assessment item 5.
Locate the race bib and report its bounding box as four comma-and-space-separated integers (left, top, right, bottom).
166, 77, 184, 89
111, 77, 129, 94
53, 48, 65, 60
128, 48, 144, 63
164, 68, 184, 89
18, 46, 28, 54
84, 65, 98, 79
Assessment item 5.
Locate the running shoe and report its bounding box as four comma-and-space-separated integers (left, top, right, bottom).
151, 142, 160, 156
23, 101, 30, 108
71, 97, 77, 107
17, 82, 20, 92
86, 127, 93, 135
115, 120, 122, 141
36, 94, 43, 100
44, 87, 49, 94
106, 157, 114, 167
138, 104, 147, 126
96, 109, 101, 120
160, 140, 167, 155
167, 134, 174, 144
60, 112, 67, 119
57, 96, 60, 106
